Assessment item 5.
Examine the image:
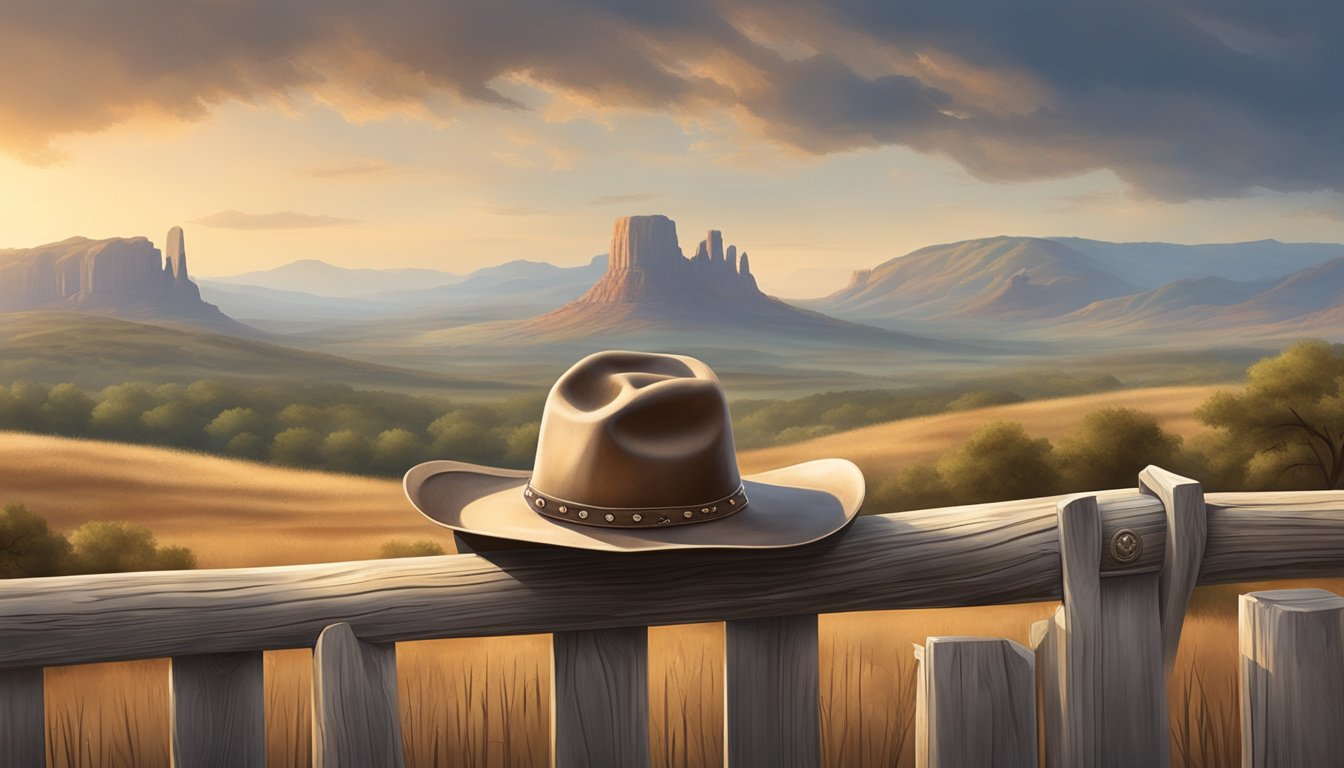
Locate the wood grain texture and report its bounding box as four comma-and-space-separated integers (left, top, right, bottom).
1239, 589, 1344, 768
1097, 573, 1165, 768
312, 622, 404, 768
170, 652, 264, 768
1052, 496, 1169, 768
1057, 495, 1102, 767
725, 614, 819, 768
2, 490, 1344, 672
915, 637, 1035, 768
0, 667, 43, 768
1033, 610, 1064, 768
552, 626, 648, 768
1138, 465, 1206, 672
1202, 491, 1344, 583
0, 491, 1173, 671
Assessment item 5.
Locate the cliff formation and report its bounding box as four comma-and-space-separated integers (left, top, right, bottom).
0, 227, 250, 334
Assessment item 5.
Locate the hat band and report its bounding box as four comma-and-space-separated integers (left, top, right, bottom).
523, 483, 748, 528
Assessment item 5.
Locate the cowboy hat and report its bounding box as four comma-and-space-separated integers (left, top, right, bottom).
404, 350, 865, 552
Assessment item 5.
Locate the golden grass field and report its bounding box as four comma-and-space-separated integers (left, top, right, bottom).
6, 383, 1339, 766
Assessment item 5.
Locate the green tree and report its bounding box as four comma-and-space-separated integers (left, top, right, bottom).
205, 407, 263, 443
1054, 408, 1183, 492
866, 462, 953, 514
40, 383, 95, 435
68, 521, 196, 574
380, 539, 446, 558
1196, 340, 1344, 489
321, 429, 371, 474
937, 421, 1059, 504
0, 381, 49, 431
372, 428, 424, 473
0, 503, 73, 577
225, 431, 266, 460
91, 383, 154, 438
140, 400, 199, 444
271, 427, 323, 467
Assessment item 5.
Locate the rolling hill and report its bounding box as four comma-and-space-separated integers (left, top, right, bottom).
205, 259, 464, 296
816, 235, 1344, 341
0, 312, 517, 394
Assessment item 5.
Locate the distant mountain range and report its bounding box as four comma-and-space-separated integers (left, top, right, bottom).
12, 225, 1344, 352
815, 236, 1344, 339
198, 256, 608, 331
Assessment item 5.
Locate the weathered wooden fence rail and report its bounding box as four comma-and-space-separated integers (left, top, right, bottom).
1, 467, 1343, 766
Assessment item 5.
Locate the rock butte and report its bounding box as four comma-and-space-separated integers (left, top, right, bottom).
520, 214, 905, 343
0, 227, 244, 332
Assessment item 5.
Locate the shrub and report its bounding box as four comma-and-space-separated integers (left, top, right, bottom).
0, 503, 73, 577
68, 521, 196, 574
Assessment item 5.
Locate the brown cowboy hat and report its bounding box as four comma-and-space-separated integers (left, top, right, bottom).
404, 350, 865, 552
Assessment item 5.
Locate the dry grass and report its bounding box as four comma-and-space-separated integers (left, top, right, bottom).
0, 432, 413, 568
47, 595, 1317, 767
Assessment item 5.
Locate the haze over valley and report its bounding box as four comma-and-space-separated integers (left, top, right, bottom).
2, 213, 1338, 398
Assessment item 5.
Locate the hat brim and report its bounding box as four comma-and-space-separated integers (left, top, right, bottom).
403, 458, 865, 552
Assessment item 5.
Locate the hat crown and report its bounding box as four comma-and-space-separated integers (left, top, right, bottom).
530, 350, 741, 510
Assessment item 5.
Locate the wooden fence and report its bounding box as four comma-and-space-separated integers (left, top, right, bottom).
2, 465, 1344, 766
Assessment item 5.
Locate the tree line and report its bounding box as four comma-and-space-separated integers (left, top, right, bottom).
0, 370, 1125, 476
867, 340, 1344, 512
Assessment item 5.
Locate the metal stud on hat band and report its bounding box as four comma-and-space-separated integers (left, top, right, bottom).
524, 484, 747, 528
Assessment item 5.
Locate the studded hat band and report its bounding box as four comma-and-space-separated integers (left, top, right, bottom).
523, 484, 748, 528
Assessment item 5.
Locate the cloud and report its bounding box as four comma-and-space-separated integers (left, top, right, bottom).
3, 1, 1342, 200
193, 210, 358, 230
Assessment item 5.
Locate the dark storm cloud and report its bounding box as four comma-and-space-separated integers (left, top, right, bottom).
3, 0, 1341, 199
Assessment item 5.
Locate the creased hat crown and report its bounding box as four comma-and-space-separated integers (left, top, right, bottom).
529, 350, 741, 512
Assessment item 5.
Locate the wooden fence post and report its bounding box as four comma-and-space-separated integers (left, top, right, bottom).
1138, 466, 1206, 672
312, 622, 404, 768
1037, 493, 1168, 767
552, 626, 649, 768
724, 614, 820, 768
0, 667, 43, 768
1239, 589, 1344, 767
170, 652, 264, 767
914, 637, 1035, 768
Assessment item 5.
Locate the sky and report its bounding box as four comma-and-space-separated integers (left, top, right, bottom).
2, 1, 1342, 297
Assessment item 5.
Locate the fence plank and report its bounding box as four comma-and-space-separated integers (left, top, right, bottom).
1046, 495, 1167, 768
1033, 613, 1063, 768
1239, 589, 1344, 767
915, 637, 1035, 768
312, 622, 403, 768
1057, 495, 1103, 766
0, 667, 43, 768
170, 652, 264, 767
725, 614, 819, 767
553, 626, 648, 768
1139, 465, 1206, 671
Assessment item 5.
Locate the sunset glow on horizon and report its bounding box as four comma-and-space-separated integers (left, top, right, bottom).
3, 2, 1341, 297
